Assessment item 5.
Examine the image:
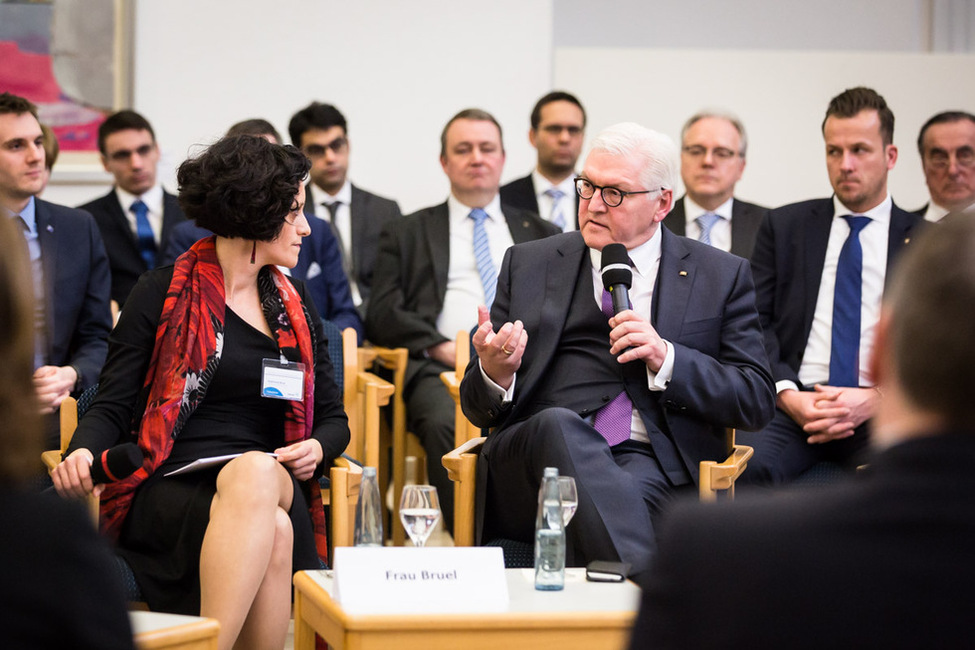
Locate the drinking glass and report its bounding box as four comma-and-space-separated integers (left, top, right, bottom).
399, 485, 442, 548
558, 476, 578, 526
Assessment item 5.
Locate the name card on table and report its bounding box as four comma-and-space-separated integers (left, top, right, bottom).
333, 546, 508, 614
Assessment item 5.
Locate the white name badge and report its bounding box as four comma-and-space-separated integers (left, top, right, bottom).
260, 359, 305, 400
333, 546, 508, 614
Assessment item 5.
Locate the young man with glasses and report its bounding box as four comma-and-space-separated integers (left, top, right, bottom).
662, 111, 766, 258
79, 110, 187, 309
501, 91, 586, 232
461, 121, 774, 578
915, 111, 975, 222
288, 102, 402, 317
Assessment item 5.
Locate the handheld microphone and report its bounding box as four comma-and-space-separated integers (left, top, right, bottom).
90, 443, 143, 484
600, 243, 632, 315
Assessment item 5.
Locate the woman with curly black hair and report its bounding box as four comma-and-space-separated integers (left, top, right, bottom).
53, 135, 349, 650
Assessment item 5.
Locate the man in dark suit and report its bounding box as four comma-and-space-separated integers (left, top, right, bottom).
914, 110, 975, 222
367, 109, 559, 529
460, 122, 775, 575
663, 111, 766, 259
79, 110, 186, 309
500, 91, 586, 232
738, 87, 925, 485
629, 215, 975, 650
0, 93, 112, 448
288, 102, 402, 317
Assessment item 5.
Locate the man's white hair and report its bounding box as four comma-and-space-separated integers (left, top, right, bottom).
588, 122, 679, 192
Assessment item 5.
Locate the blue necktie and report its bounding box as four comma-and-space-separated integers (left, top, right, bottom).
469, 209, 497, 307
696, 212, 720, 246
830, 215, 871, 387
130, 199, 157, 269
545, 188, 566, 230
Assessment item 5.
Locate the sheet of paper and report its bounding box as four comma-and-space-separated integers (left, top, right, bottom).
163, 452, 276, 477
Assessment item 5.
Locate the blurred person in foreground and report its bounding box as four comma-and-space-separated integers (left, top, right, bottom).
630, 215, 975, 649
0, 216, 133, 649
53, 135, 350, 650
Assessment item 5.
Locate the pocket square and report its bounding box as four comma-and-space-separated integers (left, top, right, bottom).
306, 262, 322, 280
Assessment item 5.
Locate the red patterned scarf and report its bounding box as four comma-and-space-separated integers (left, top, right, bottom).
99, 236, 327, 562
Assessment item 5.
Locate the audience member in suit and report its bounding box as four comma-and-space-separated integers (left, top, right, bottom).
367, 109, 560, 530
159, 119, 363, 340
78, 110, 187, 309
662, 111, 766, 258
738, 87, 925, 485
0, 93, 112, 449
0, 214, 133, 650
914, 110, 975, 222
288, 102, 402, 316
460, 122, 775, 576
630, 215, 975, 650
500, 90, 586, 232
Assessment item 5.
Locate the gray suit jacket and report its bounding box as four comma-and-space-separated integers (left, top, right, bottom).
662, 195, 767, 259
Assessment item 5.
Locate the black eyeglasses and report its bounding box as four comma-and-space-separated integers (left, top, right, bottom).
302, 136, 348, 159
574, 177, 660, 208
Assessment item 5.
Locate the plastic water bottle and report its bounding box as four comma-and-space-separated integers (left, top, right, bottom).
354, 466, 383, 547
534, 466, 565, 590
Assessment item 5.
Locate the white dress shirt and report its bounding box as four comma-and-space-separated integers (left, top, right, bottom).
436, 193, 514, 341
683, 195, 733, 252
532, 169, 577, 232
115, 184, 164, 246
789, 194, 891, 391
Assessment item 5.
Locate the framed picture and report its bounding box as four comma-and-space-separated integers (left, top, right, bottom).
0, 0, 134, 181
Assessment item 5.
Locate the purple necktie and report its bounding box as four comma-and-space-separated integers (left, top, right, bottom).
593, 287, 633, 446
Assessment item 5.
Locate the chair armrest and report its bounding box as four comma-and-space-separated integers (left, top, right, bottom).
329, 459, 364, 549
699, 444, 754, 501
442, 436, 485, 547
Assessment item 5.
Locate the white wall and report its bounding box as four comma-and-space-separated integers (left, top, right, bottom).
48, 0, 555, 213
555, 48, 975, 210
43, 0, 975, 215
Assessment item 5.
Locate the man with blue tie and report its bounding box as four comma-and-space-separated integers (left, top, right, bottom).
738, 87, 925, 485
79, 110, 186, 309
500, 91, 586, 232
0, 93, 112, 448
367, 109, 558, 529
662, 111, 766, 259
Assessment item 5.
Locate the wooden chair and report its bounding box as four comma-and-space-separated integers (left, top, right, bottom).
439, 329, 481, 448
359, 344, 427, 545
698, 428, 753, 502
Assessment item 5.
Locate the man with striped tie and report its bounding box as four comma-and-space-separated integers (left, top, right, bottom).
367, 109, 558, 531
79, 110, 186, 309
501, 91, 586, 232
662, 110, 766, 259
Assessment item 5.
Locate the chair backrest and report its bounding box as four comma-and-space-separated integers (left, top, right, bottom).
441, 329, 481, 448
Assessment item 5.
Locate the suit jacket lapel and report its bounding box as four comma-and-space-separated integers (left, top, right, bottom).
503, 208, 542, 244
425, 203, 451, 301
730, 199, 748, 248
802, 200, 834, 335
34, 200, 57, 353
885, 205, 917, 288
653, 228, 692, 339
349, 185, 367, 279
159, 191, 182, 249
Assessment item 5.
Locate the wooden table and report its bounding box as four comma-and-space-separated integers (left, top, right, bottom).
130, 611, 220, 650
293, 568, 640, 650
